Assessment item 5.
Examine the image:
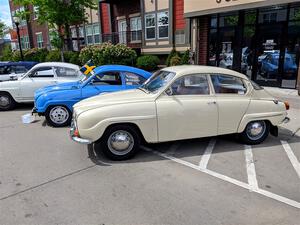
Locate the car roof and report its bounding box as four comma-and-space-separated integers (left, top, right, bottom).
33, 62, 80, 70
162, 65, 249, 80
93, 65, 152, 78
0, 61, 38, 67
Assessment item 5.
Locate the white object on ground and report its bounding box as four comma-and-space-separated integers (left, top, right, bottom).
22, 113, 35, 124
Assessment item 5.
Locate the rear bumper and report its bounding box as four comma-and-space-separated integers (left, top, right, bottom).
70, 120, 92, 144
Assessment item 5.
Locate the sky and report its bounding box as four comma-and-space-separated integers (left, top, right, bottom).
0, 0, 12, 27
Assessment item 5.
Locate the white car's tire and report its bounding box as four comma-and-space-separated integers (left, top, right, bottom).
239, 120, 270, 145
45, 105, 72, 127
99, 125, 141, 160
0, 92, 16, 111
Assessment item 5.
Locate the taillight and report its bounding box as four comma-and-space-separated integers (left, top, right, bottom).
284, 101, 290, 110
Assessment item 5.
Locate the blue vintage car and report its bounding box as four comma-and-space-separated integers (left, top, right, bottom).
33, 65, 151, 127
261, 53, 298, 79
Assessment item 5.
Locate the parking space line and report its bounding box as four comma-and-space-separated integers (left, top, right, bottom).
244, 145, 259, 191
281, 140, 300, 179
142, 146, 300, 209
199, 138, 216, 169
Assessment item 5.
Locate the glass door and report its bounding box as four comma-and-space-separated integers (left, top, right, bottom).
255, 23, 284, 87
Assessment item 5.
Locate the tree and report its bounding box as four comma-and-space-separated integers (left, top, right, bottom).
0, 20, 8, 39
14, 0, 97, 52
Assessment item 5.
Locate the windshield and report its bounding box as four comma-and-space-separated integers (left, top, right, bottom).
141, 70, 175, 93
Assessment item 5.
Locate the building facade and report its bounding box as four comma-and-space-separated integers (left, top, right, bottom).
185, 0, 300, 89
9, 0, 50, 50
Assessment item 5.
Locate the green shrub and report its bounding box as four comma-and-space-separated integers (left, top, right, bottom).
136, 55, 160, 71
11, 51, 22, 61
180, 49, 190, 65
0, 44, 13, 61
64, 51, 80, 65
170, 55, 181, 66
24, 48, 48, 62
45, 50, 61, 62
166, 49, 179, 66
79, 43, 137, 66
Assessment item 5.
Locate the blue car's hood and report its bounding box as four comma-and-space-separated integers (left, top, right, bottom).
35, 81, 80, 99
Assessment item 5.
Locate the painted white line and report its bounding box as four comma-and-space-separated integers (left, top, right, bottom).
281, 140, 300, 179
142, 146, 300, 209
199, 138, 216, 169
244, 145, 259, 191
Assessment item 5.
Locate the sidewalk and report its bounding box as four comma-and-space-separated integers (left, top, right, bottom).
263, 87, 298, 97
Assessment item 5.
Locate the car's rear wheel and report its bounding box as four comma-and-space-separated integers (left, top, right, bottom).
98, 125, 141, 160
45, 105, 72, 127
0, 92, 16, 111
240, 120, 270, 145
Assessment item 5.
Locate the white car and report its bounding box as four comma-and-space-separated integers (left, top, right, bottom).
70, 65, 290, 160
0, 62, 82, 110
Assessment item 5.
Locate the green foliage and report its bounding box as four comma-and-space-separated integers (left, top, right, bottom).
0, 44, 13, 61
170, 55, 181, 66
45, 50, 61, 62
64, 51, 80, 65
180, 49, 190, 65
12, 51, 22, 61
79, 43, 137, 66
49, 31, 63, 49
0, 20, 8, 39
136, 55, 160, 71
24, 48, 48, 62
166, 49, 179, 66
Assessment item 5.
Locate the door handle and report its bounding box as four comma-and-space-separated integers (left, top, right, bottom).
207, 101, 217, 105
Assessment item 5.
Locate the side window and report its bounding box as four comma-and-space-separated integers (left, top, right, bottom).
124, 72, 146, 85
92, 72, 122, 85
211, 74, 247, 94
55, 67, 77, 77
171, 74, 210, 95
11, 66, 28, 74
30, 67, 54, 78
0, 66, 11, 75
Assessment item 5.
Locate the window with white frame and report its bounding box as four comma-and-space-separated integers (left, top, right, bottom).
22, 35, 30, 49
130, 17, 141, 42
145, 14, 156, 40
157, 11, 169, 39
93, 24, 100, 44
36, 32, 43, 48
86, 25, 93, 45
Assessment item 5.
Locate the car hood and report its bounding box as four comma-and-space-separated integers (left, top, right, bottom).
35, 81, 80, 98
74, 89, 154, 115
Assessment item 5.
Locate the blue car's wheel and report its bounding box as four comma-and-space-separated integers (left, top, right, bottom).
45, 105, 72, 127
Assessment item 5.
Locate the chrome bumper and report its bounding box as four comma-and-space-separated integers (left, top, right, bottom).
282, 117, 290, 124
70, 120, 92, 144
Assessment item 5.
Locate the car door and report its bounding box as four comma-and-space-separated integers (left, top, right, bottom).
19, 66, 57, 101
156, 74, 218, 142
210, 74, 251, 135
54, 66, 80, 83
0, 65, 12, 81
122, 71, 147, 90
81, 71, 124, 99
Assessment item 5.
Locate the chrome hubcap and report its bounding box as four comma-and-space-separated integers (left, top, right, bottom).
0, 96, 9, 107
246, 121, 266, 141
107, 130, 134, 156
49, 106, 69, 124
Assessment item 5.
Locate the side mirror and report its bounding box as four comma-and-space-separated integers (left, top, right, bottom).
165, 87, 173, 96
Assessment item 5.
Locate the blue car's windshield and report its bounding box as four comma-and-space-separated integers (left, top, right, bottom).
141, 70, 175, 93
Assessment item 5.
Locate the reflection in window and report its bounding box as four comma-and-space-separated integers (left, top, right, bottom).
171, 74, 210, 95
158, 11, 169, 38
145, 14, 156, 40
211, 74, 246, 94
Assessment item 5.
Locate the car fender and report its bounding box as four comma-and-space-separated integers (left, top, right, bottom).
77, 102, 158, 143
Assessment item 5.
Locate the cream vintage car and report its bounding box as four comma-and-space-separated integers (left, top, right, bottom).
70, 65, 290, 160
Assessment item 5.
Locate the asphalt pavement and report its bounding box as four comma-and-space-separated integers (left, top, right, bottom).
0, 100, 299, 225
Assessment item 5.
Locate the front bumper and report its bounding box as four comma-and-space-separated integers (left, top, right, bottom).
70, 120, 92, 144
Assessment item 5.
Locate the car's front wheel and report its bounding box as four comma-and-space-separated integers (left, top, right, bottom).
0, 92, 16, 111
98, 125, 141, 160
45, 105, 72, 127
240, 120, 270, 145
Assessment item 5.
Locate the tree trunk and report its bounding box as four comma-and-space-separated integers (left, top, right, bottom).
65, 23, 73, 51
